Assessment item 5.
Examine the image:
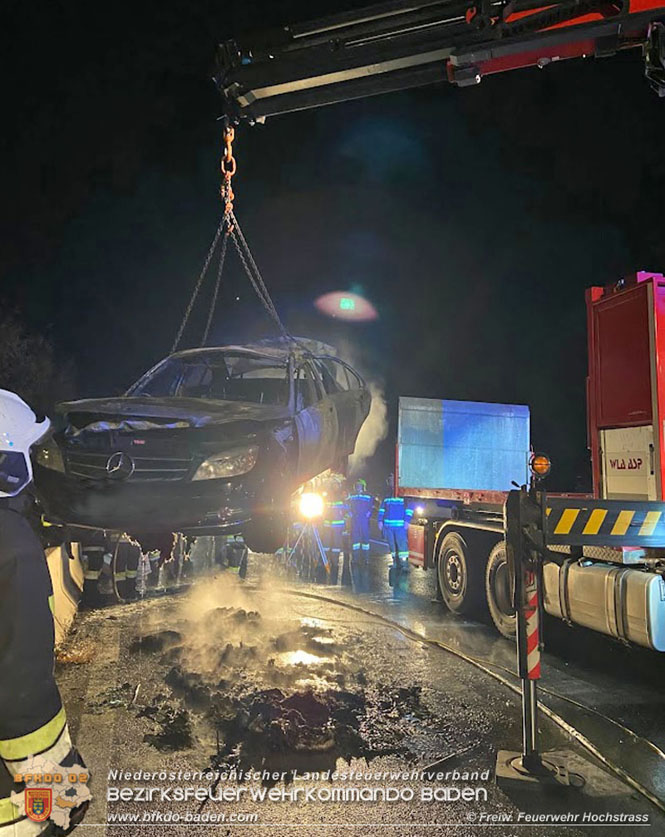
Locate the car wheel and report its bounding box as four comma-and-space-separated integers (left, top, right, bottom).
485, 541, 516, 640
436, 531, 483, 615
245, 460, 292, 554
244, 515, 287, 554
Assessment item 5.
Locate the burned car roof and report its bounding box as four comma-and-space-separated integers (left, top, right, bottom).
171, 345, 290, 361
170, 337, 338, 362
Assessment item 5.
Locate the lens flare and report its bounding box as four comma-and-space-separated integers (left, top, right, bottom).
315, 291, 378, 321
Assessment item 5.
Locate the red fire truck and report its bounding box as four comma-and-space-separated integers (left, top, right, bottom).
402, 271, 665, 651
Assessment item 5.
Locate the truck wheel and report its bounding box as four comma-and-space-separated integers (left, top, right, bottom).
436, 532, 483, 614
485, 541, 516, 640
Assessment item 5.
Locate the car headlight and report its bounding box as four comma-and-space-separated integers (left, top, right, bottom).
34, 439, 66, 473
192, 446, 258, 481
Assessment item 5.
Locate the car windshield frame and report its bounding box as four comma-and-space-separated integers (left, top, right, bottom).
126, 350, 293, 407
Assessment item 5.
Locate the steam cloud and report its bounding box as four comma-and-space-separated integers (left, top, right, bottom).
348, 382, 388, 477
333, 339, 389, 478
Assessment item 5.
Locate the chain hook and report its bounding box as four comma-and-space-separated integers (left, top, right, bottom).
221, 121, 237, 227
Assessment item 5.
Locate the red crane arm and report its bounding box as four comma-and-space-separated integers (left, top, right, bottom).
215, 0, 665, 120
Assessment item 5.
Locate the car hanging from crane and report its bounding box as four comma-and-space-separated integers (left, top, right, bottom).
33, 340, 370, 554
32, 118, 372, 554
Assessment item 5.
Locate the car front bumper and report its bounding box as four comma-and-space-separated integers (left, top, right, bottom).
34, 465, 257, 535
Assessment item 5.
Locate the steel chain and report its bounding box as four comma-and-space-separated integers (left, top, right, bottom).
230, 211, 287, 329
201, 230, 230, 346
171, 217, 227, 353
221, 124, 236, 218
229, 228, 287, 336
172, 122, 292, 351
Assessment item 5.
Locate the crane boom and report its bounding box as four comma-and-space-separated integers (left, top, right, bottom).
215, 0, 665, 121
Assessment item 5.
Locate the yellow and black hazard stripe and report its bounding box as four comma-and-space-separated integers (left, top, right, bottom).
546, 499, 665, 547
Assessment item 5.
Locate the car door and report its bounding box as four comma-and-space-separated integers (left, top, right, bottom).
318, 357, 370, 456
293, 360, 339, 481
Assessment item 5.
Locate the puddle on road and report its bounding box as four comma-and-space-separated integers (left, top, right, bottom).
278, 650, 327, 666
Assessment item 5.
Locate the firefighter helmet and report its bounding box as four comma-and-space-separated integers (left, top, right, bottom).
0, 390, 50, 497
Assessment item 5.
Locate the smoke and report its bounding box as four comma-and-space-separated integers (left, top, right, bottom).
348, 382, 388, 477
332, 338, 389, 479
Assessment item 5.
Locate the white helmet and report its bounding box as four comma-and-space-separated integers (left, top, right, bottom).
0, 389, 50, 497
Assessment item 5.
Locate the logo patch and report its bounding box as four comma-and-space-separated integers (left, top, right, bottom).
26, 788, 52, 822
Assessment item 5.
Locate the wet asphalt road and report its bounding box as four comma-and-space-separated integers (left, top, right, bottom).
55, 549, 665, 836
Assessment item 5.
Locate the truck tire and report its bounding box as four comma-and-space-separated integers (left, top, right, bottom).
485, 541, 516, 640
436, 531, 483, 615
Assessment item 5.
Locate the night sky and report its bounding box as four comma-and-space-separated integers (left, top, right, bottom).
4, 0, 665, 490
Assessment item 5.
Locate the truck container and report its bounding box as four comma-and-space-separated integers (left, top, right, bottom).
402, 272, 665, 651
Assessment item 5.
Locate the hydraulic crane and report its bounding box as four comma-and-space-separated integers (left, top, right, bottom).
210, 0, 665, 663
215, 0, 665, 121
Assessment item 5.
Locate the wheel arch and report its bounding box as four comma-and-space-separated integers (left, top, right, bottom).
432, 520, 502, 615
432, 519, 502, 564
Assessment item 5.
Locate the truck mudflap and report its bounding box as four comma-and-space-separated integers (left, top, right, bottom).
408, 522, 430, 569
543, 559, 665, 651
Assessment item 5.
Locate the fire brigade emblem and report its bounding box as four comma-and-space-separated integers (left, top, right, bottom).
25, 788, 52, 822
11, 756, 91, 829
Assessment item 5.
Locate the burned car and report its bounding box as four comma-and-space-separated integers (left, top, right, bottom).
33, 342, 370, 552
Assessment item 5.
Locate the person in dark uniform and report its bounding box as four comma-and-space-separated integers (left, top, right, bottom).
0, 389, 88, 835
80, 531, 108, 607
321, 483, 348, 584
378, 474, 414, 585
347, 478, 373, 565
81, 531, 142, 604
113, 533, 141, 600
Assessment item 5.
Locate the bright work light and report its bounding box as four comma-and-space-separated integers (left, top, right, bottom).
299, 492, 324, 520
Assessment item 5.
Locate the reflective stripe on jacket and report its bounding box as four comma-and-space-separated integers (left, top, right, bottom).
348, 493, 373, 520
378, 497, 413, 528
323, 500, 348, 528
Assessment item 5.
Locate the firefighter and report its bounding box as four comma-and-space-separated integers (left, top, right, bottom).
378, 474, 413, 583
81, 532, 141, 604
80, 531, 108, 607
0, 390, 87, 834
348, 478, 373, 565
321, 483, 348, 584
112, 533, 141, 600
